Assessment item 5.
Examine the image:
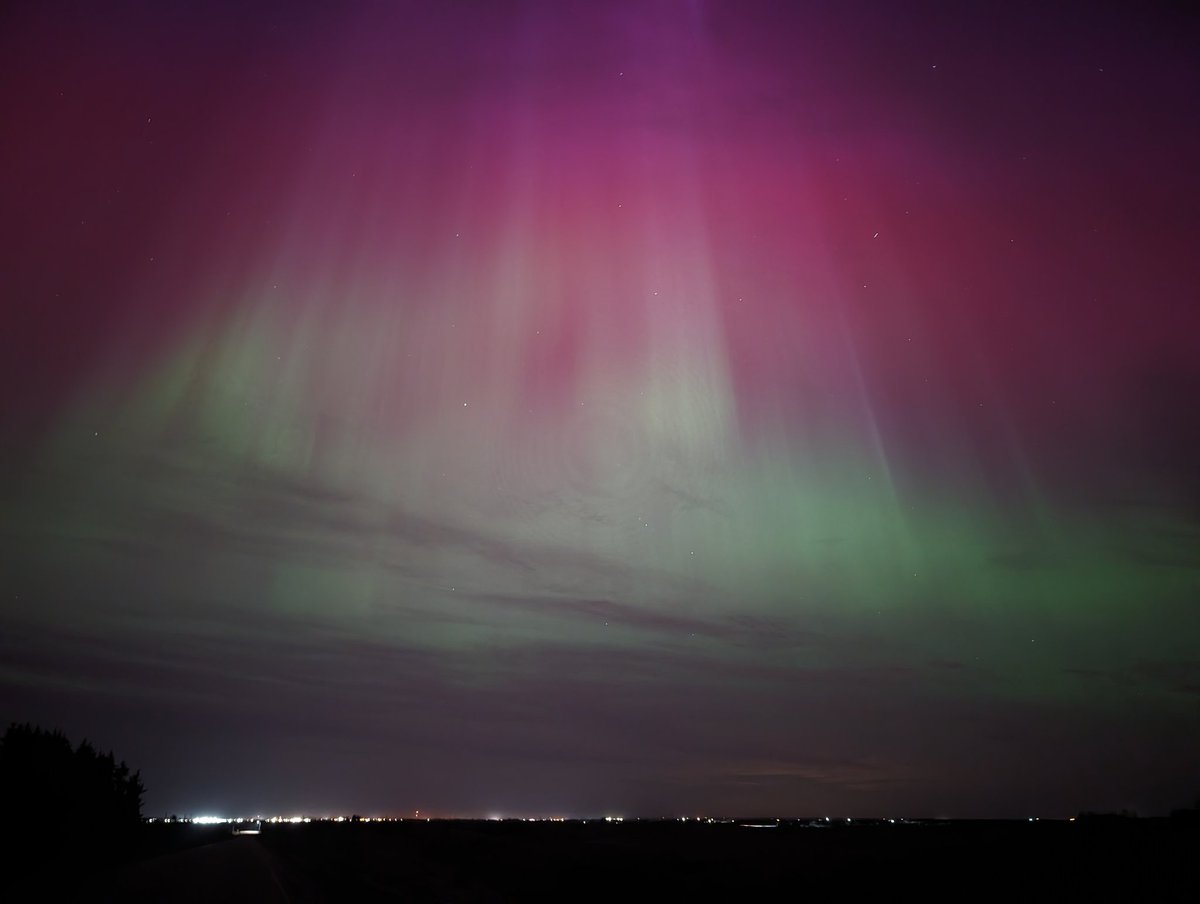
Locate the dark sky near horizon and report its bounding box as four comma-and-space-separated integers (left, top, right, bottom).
2, 0, 1198, 818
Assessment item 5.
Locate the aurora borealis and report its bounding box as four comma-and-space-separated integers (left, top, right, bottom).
2, 1, 1198, 818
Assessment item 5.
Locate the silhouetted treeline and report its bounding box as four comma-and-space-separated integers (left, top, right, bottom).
0, 722, 145, 881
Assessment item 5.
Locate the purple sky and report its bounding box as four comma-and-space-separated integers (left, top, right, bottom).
2, 1, 1199, 818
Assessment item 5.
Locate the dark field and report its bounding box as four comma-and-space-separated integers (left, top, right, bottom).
69, 817, 1199, 901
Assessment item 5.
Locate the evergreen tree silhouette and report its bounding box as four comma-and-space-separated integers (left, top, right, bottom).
0, 722, 145, 880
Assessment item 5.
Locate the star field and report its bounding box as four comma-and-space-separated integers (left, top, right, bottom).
1, 1, 1198, 818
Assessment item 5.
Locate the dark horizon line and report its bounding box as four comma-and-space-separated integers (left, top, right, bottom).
149, 811, 1187, 824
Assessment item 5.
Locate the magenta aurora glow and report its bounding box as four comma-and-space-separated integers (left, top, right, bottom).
2, 1, 1198, 818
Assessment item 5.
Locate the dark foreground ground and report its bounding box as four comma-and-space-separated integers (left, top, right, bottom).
20, 817, 1200, 901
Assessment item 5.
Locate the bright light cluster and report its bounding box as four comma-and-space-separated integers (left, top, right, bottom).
161, 814, 411, 825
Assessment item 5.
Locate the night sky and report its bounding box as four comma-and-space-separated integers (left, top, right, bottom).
2, 0, 1199, 819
